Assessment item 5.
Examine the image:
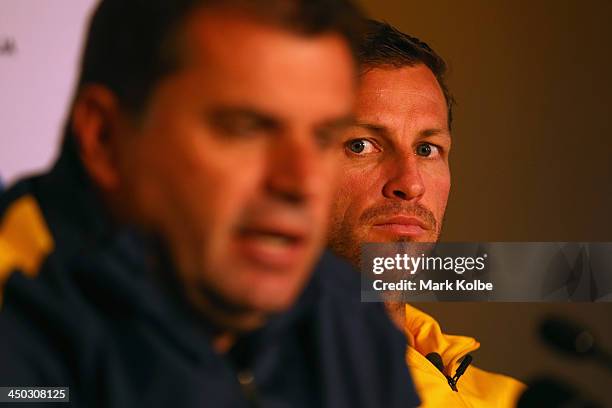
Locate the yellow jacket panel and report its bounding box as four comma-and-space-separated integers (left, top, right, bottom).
405, 304, 525, 407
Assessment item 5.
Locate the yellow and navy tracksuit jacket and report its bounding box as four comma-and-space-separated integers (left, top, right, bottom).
0, 139, 420, 407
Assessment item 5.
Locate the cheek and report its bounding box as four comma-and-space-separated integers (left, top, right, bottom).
123, 129, 263, 243
422, 167, 451, 214
175, 145, 263, 236
331, 164, 380, 224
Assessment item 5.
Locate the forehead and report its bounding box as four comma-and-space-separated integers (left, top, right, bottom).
355, 65, 448, 128
171, 8, 356, 113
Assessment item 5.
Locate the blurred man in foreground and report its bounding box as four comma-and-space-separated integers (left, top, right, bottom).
328, 20, 524, 407
0, 3, 419, 406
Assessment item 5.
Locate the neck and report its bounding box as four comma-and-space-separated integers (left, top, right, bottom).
384, 301, 406, 330
384, 301, 416, 347
212, 332, 237, 354
185, 287, 268, 349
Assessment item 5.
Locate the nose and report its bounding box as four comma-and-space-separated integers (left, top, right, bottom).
265, 130, 321, 204
381, 153, 425, 201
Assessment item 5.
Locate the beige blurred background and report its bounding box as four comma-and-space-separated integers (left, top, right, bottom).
359, 0, 612, 404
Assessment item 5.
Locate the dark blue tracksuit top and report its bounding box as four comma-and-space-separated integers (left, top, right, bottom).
0, 140, 420, 407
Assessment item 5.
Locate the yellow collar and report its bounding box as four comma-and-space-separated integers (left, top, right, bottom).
404, 304, 480, 375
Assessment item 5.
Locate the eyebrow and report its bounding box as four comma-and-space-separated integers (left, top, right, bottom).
318, 114, 356, 131
354, 122, 451, 139
208, 107, 280, 129
208, 107, 356, 137
209, 107, 275, 121
421, 128, 451, 138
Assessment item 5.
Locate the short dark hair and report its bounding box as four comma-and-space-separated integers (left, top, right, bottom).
358, 20, 454, 129
76, 0, 365, 117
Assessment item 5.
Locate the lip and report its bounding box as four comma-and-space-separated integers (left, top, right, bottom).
372, 216, 428, 237
233, 222, 309, 270
374, 216, 428, 229
239, 219, 309, 242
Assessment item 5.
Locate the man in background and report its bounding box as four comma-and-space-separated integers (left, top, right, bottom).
0, 3, 418, 406
328, 20, 524, 407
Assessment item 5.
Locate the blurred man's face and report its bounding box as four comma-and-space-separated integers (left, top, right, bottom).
111, 10, 355, 329
328, 64, 451, 264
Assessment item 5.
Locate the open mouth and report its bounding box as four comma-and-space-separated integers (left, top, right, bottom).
234, 226, 308, 270
240, 229, 302, 245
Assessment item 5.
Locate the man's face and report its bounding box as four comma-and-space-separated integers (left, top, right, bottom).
328, 64, 451, 264
111, 10, 355, 329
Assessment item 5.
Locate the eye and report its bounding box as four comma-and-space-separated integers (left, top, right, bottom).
416, 142, 441, 158
219, 117, 266, 137
345, 138, 379, 155
209, 111, 276, 139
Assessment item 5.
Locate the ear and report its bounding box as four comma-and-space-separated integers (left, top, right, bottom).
70, 85, 123, 191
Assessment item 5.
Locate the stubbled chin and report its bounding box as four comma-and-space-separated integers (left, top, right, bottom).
242, 268, 309, 312
365, 226, 438, 243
